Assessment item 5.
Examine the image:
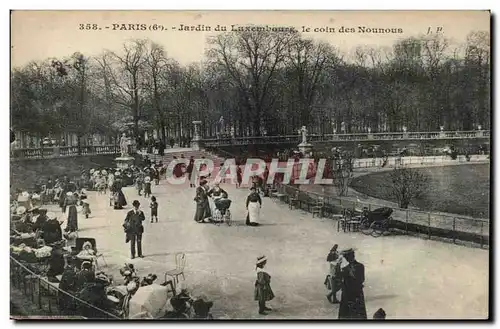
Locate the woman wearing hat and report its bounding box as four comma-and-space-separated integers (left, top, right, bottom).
193, 180, 212, 223
65, 192, 79, 232
254, 256, 274, 315
338, 248, 367, 320
111, 172, 127, 210
246, 186, 262, 226
41, 212, 63, 244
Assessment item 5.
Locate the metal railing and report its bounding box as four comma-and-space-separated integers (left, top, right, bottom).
272, 183, 489, 249
10, 145, 119, 160
10, 256, 120, 319
351, 154, 489, 169
200, 130, 490, 147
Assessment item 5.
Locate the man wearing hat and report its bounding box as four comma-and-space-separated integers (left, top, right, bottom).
338, 248, 367, 320
124, 200, 145, 259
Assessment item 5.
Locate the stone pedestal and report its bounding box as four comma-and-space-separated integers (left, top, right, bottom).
115, 156, 135, 170
191, 120, 202, 150
298, 142, 313, 158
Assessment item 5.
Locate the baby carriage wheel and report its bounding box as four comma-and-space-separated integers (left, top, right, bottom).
224, 209, 232, 226
213, 209, 222, 226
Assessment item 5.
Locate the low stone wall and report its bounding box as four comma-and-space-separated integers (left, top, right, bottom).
10, 154, 121, 192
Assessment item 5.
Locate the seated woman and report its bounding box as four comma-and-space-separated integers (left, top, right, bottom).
58, 257, 78, 312
41, 212, 63, 245
47, 241, 66, 279
76, 261, 95, 291
207, 182, 228, 221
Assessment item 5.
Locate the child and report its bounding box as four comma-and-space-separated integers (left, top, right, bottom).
150, 196, 158, 223
144, 176, 152, 198
254, 256, 274, 315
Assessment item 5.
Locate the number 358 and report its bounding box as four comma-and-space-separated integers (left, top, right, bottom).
79, 24, 99, 30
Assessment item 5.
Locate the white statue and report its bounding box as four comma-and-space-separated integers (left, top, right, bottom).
299, 126, 308, 144
120, 133, 129, 157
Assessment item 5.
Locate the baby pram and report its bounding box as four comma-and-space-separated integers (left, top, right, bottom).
213, 198, 232, 226
360, 207, 393, 237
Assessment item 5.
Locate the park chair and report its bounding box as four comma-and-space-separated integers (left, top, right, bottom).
289, 191, 300, 210
74, 237, 107, 270
165, 253, 186, 289
312, 197, 325, 218
271, 185, 287, 203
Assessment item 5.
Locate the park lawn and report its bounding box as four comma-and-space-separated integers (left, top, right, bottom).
350, 164, 490, 218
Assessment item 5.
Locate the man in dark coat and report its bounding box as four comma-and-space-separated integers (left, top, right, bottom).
124, 200, 145, 259
338, 249, 367, 320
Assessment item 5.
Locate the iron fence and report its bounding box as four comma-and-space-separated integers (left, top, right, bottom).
10, 256, 120, 319
10, 145, 120, 160
272, 183, 489, 249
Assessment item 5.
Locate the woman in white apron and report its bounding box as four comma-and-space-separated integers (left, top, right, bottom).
246, 186, 262, 226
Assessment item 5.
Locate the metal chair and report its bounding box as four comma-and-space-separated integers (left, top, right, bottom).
312, 197, 325, 218
165, 253, 186, 289
289, 191, 300, 210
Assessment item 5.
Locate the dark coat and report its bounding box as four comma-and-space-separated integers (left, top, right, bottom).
338, 260, 367, 320
124, 209, 145, 234
246, 192, 262, 208
66, 204, 78, 232
254, 269, 275, 302
41, 219, 63, 244
193, 186, 211, 222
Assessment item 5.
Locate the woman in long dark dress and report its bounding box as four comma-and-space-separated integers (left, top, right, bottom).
338, 249, 367, 320
65, 193, 79, 232
187, 157, 195, 188
254, 256, 274, 315
112, 173, 128, 209
193, 180, 211, 223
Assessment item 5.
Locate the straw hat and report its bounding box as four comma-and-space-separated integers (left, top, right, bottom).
90, 169, 95, 174
256, 255, 267, 266
66, 192, 73, 197
21, 191, 30, 197
340, 248, 356, 256
144, 176, 151, 183
16, 206, 26, 215
114, 171, 121, 177
101, 169, 108, 176
47, 212, 57, 220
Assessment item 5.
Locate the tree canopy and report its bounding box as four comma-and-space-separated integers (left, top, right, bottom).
10, 30, 490, 142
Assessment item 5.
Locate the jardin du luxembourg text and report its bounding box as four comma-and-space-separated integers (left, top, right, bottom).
77, 23, 406, 34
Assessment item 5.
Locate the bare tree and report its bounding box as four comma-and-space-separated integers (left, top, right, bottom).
144, 41, 175, 143
285, 38, 337, 127
206, 29, 296, 136
386, 167, 429, 209
106, 39, 148, 140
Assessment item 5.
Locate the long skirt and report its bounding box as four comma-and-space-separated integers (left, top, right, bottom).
247, 201, 260, 223
66, 205, 78, 232
338, 289, 367, 319
114, 190, 127, 209
194, 201, 211, 223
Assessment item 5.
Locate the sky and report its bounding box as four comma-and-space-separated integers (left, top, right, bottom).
11, 10, 490, 68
